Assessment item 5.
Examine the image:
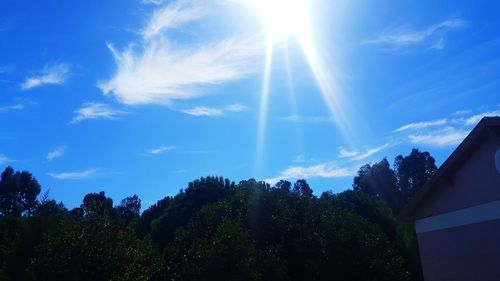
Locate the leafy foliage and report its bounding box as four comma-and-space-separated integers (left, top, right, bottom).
0, 154, 429, 281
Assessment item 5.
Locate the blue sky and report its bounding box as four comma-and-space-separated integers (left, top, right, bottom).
1, 0, 499, 209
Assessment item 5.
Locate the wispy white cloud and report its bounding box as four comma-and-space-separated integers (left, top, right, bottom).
408, 127, 469, 147
0, 103, 24, 112
21, 63, 71, 90
225, 103, 248, 112
141, 0, 163, 5
464, 110, 500, 126
280, 114, 334, 123
149, 145, 174, 155
47, 169, 98, 180
364, 17, 465, 50
430, 37, 445, 50
70, 102, 127, 124
99, 1, 263, 105
392, 119, 448, 133
142, 2, 206, 38
181, 103, 248, 116
46, 146, 67, 161
0, 66, 14, 74
338, 143, 391, 161
392, 109, 500, 148
0, 155, 11, 165
181, 106, 223, 116
265, 162, 357, 185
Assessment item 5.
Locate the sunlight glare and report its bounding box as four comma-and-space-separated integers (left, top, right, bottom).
251, 0, 309, 39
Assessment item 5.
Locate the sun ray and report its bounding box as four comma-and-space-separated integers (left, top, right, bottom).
256, 36, 274, 177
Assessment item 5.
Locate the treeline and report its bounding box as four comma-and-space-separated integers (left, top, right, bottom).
0, 149, 436, 281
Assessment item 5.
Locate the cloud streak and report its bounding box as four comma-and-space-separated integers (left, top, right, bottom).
70, 102, 127, 124
21, 63, 70, 90
99, 1, 263, 105
266, 162, 357, 185
47, 146, 67, 161
338, 143, 391, 161
47, 169, 98, 180
0, 155, 11, 165
149, 145, 174, 155
364, 17, 465, 50
181, 103, 248, 116
392, 109, 500, 147
408, 127, 469, 147
0, 103, 24, 112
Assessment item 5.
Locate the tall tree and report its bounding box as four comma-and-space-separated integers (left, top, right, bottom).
81, 192, 113, 218
117, 195, 141, 223
353, 158, 401, 212
0, 167, 41, 216
394, 149, 437, 199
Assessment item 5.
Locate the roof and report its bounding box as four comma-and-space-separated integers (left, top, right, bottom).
399, 116, 500, 222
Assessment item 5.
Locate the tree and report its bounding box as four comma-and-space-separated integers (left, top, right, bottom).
117, 195, 141, 223
276, 180, 291, 192
394, 149, 437, 200
293, 179, 313, 197
0, 167, 41, 217
353, 159, 401, 212
81, 192, 113, 218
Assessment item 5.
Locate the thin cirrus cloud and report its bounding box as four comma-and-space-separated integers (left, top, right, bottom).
0, 155, 11, 165
20, 62, 71, 90
181, 103, 248, 117
47, 168, 98, 180
408, 127, 469, 147
149, 145, 174, 155
98, 0, 263, 106
392, 109, 500, 147
0, 103, 24, 112
392, 119, 448, 133
70, 102, 128, 124
265, 162, 358, 185
46, 146, 67, 161
181, 106, 223, 116
338, 143, 391, 161
364, 17, 465, 50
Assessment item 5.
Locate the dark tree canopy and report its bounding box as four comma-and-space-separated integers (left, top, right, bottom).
81, 191, 114, 218
0, 166, 41, 217
353, 149, 437, 213
0, 161, 426, 281
394, 148, 437, 199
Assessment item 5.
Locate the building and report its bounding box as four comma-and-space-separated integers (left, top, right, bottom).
400, 116, 500, 281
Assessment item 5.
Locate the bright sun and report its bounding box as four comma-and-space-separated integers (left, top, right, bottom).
251, 0, 310, 39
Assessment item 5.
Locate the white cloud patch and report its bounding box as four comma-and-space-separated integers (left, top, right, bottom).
0, 103, 24, 112
70, 102, 127, 124
149, 145, 174, 155
225, 103, 248, 112
181, 106, 223, 116
98, 1, 263, 105
0, 155, 11, 165
21, 63, 71, 90
46, 146, 67, 161
393, 119, 448, 133
47, 169, 98, 180
364, 17, 465, 50
266, 162, 357, 185
141, 0, 163, 5
392, 109, 500, 148
338, 143, 391, 161
464, 110, 500, 126
408, 127, 469, 147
